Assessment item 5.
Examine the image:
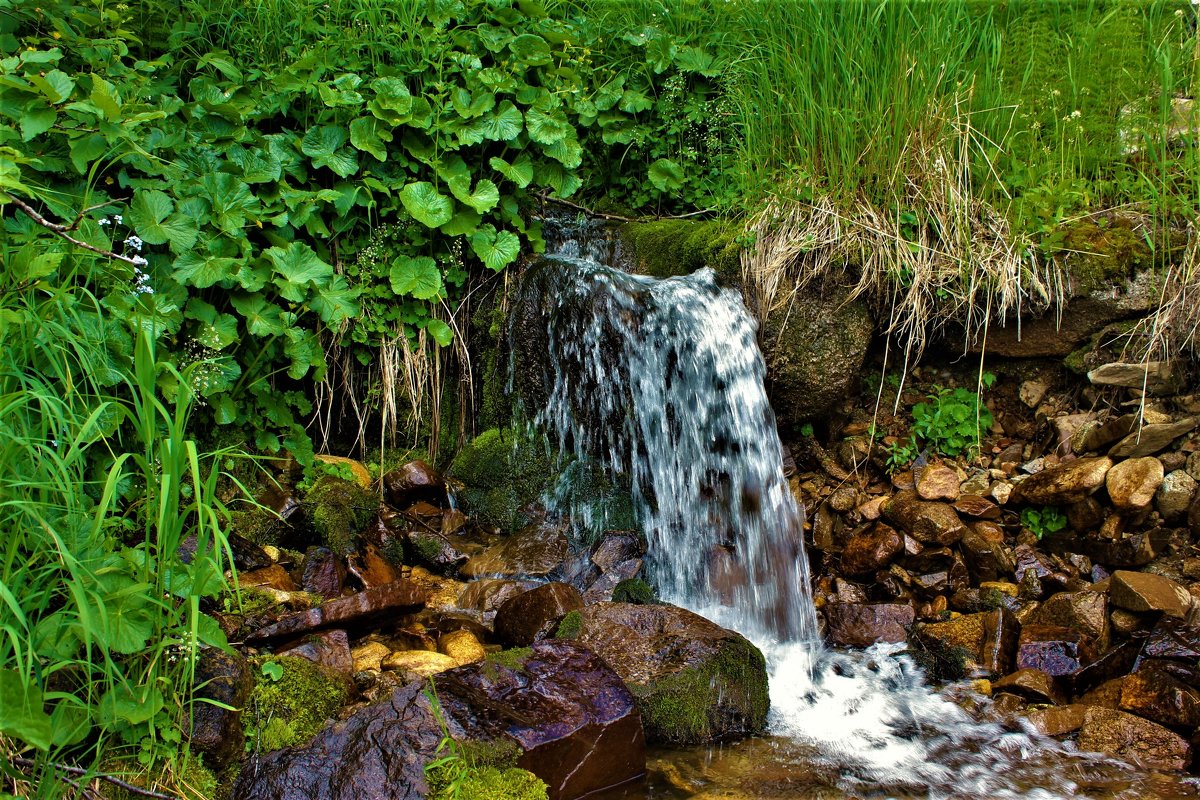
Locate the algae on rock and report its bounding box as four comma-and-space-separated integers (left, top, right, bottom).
245, 655, 349, 753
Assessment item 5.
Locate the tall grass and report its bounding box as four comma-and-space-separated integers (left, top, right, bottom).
0, 239, 234, 797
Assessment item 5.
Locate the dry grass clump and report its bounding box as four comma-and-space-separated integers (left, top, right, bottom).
1128, 222, 1200, 363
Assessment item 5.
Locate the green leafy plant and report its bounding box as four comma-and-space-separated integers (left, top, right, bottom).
910, 385, 994, 458
1021, 506, 1068, 540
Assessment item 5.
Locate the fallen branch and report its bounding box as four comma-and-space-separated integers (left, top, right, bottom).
3, 193, 144, 267
11, 757, 181, 800
536, 191, 715, 223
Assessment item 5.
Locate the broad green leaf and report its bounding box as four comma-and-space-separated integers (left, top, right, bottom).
525, 107, 571, 145
211, 394, 239, 424
310, 275, 360, 323
451, 87, 495, 119
440, 208, 482, 236
175, 252, 239, 288
619, 89, 653, 113
674, 45, 717, 75
97, 683, 163, 727
371, 76, 413, 115
231, 293, 289, 337
29, 69, 73, 103
646, 37, 677, 73
546, 136, 582, 169
201, 172, 259, 233
450, 177, 499, 214
20, 104, 55, 140
399, 181, 454, 228
0, 670, 53, 750
424, 319, 454, 347
648, 158, 685, 192
489, 153, 533, 188
508, 34, 553, 66
284, 328, 322, 378
318, 73, 364, 107
389, 255, 443, 300
301, 125, 358, 178
18, 252, 63, 282
537, 161, 582, 198
470, 225, 521, 271
266, 242, 333, 301
470, 101, 523, 142
349, 116, 391, 162
69, 133, 106, 173
88, 74, 121, 121
128, 189, 199, 251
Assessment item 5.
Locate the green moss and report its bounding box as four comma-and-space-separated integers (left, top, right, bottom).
1056, 216, 1153, 294
228, 504, 288, 548
246, 655, 348, 753
612, 578, 657, 605
635, 637, 769, 746
305, 475, 377, 554
362, 446, 430, 482
429, 765, 548, 800
448, 429, 554, 532
412, 531, 445, 564
483, 647, 534, 674
907, 633, 972, 683
620, 220, 743, 284
554, 610, 582, 640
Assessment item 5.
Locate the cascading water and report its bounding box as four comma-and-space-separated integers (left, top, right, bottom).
517, 221, 1197, 799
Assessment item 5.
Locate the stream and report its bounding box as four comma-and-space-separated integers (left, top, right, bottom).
522, 221, 1200, 799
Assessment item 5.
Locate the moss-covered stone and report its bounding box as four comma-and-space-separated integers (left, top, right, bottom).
1058, 215, 1154, 295
246, 655, 348, 753
619, 220, 743, 284
447, 429, 554, 532
633, 635, 769, 746
554, 609, 582, 639
429, 765, 549, 800
304, 475, 377, 554
611, 578, 657, 605
483, 647, 534, 674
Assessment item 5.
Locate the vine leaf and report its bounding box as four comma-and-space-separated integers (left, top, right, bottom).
266, 242, 334, 302
489, 153, 533, 188
423, 319, 454, 347
470, 225, 521, 271
301, 126, 359, 178
128, 189, 198, 252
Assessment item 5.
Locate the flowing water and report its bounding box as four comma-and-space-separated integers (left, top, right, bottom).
521, 221, 1200, 799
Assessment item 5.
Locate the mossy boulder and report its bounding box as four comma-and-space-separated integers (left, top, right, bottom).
447, 428, 554, 532
572, 602, 769, 745
761, 281, 874, 429
305, 475, 377, 555
245, 655, 349, 753
619, 219, 744, 284
429, 766, 548, 800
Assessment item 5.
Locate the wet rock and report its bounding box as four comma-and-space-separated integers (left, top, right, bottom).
1111, 607, 1152, 636
960, 528, 1015, 583
460, 521, 569, 580
1088, 361, 1182, 394
1079, 532, 1156, 568
981, 608, 1022, 676
299, 546, 346, 599
190, 649, 253, 768
1011, 457, 1112, 505
441, 508, 468, 535
382, 460, 445, 508
240, 563, 298, 592
828, 485, 859, 513
916, 463, 961, 501
1106, 457, 1165, 511
1072, 641, 1141, 695
1035, 591, 1110, 653
954, 495, 1001, 520
381, 650, 459, 677
1119, 664, 1200, 729
573, 603, 768, 745
1067, 498, 1106, 532
1109, 418, 1198, 459
279, 629, 354, 674
352, 641, 392, 672
917, 613, 987, 666
314, 455, 374, 489
457, 578, 538, 617
1013, 545, 1070, 598
582, 558, 644, 604
1143, 619, 1200, 661
993, 668, 1066, 705
882, 491, 968, 546
305, 475, 379, 555
495, 582, 584, 647
1016, 623, 1096, 677
406, 529, 469, 574
762, 283, 874, 428
234, 640, 644, 800
591, 531, 645, 572
1110, 570, 1194, 619
1028, 704, 1089, 737
345, 544, 400, 589
246, 579, 425, 645
840, 523, 903, 575
825, 602, 914, 648
1157, 470, 1197, 521
439, 630, 486, 666
1076, 707, 1191, 770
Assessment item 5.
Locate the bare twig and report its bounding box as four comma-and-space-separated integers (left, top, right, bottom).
11, 757, 182, 800
536, 191, 716, 222
4, 193, 143, 267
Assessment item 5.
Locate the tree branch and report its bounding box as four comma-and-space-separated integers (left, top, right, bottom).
4, 193, 144, 267
12, 757, 182, 800
536, 190, 716, 223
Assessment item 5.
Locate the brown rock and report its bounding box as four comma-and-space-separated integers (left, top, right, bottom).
1072, 643, 1141, 696
960, 528, 1015, 583
190, 649, 254, 768
954, 495, 1001, 519
1028, 704, 1088, 736
981, 608, 1022, 676
405, 529, 470, 574
916, 463, 961, 501
459, 522, 569, 580
1080, 532, 1156, 568
882, 491, 968, 546
239, 563, 298, 592
1016, 623, 1096, 677
1035, 591, 1110, 653
590, 531, 645, 572
382, 460, 444, 508
1120, 665, 1200, 729
300, 546, 347, 599
1076, 707, 1191, 770
457, 578, 537, 615
573, 603, 768, 746
1109, 418, 1198, 459
1110, 570, 1194, 618
825, 603, 914, 648
1088, 361, 1182, 394
919, 613, 987, 664
993, 668, 1066, 705
582, 558, 643, 604
1106, 457, 1165, 510
840, 523, 903, 575
381, 650, 458, 676
1110, 607, 1152, 635
494, 582, 583, 647
246, 579, 426, 644
351, 641, 392, 672
1082, 677, 1127, 709
346, 544, 400, 589
279, 629, 354, 673
441, 508, 469, 536
314, 455, 373, 489
1157, 470, 1197, 521
1067, 498, 1106, 532
1012, 457, 1112, 506
439, 630, 486, 666
1079, 414, 1139, 453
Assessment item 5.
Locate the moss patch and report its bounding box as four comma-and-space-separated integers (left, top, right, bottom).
246, 655, 348, 753
305, 474, 377, 554
97, 756, 218, 800
429, 765, 549, 800
612, 578, 658, 605
619, 220, 743, 284
482, 647, 534, 674
635, 637, 769, 746
447, 428, 554, 532
554, 610, 582, 640
1057, 215, 1153, 295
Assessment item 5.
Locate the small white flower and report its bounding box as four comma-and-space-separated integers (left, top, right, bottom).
1071, 110, 1082, 119
131, 255, 148, 266
98, 218, 110, 226
113, 215, 122, 224
124, 235, 144, 251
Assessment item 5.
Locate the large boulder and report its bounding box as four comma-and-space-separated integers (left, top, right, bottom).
494, 582, 584, 647
234, 640, 644, 800
567, 602, 769, 745
761, 283, 874, 429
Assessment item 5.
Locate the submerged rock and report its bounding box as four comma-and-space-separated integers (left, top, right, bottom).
459, 521, 569, 580
569, 602, 769, 745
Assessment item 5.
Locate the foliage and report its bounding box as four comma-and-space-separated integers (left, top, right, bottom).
1021, 506, 1069, 540
910, 385, 994, 458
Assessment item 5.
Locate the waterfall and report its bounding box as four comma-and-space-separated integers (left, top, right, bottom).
519, 246, 817, 646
